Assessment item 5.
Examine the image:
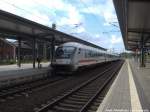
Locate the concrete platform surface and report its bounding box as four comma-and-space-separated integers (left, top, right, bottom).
96, 60, 150, 112
0, 63, 51, 88
0, 62, 50, 72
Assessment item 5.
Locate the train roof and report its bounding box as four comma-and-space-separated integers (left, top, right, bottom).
60, 42, 106, 52
59, 42, 119, 56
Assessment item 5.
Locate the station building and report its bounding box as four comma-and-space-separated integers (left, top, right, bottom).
0, 38, 50, 64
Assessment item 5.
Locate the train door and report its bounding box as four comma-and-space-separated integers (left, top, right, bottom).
75, 48, 84, 66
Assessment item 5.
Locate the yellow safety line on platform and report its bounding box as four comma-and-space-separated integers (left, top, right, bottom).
127, 60, 143, 112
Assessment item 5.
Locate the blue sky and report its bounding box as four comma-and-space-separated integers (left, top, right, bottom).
0, 0, 124, 53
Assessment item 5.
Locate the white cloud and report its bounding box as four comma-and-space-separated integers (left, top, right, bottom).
31, 0, 85, 26
103, 0, 117, 23
0, 0, 85, 28
0, 0, 124, 52
0, 0, 52, 26
103, 22, 111, 26
110, 35, 122, 44
58, 6, 84, 26
82, 6, 100, 15
81, 0, 117, 26
76, 26, 85, 33
75, 32, 123, 51
79, 0, 93, 4
0, 0, 17, 14
76, 32, 110, 48
25, 10, 51, 26
0, 0, 116, 28
67, 6, 83, 25
33, 0, 66, 11
95, 34, 100, 38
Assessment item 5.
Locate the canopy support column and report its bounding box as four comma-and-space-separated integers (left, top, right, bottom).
32, 37, 36, 68
140, 36, 145, 67
43, 43, 47, 60
50, 35, 55, 66
17, 37, 21, 67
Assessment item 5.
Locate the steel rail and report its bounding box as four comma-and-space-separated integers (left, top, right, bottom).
0, 77, 65, 98
36, 61, 122, 112
79, 62, 123, 112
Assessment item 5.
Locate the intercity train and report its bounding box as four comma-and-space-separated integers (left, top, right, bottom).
52, 42, 119, 74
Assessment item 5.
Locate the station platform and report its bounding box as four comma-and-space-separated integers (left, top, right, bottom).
97, 59, 150, 112
0, 62, 51, 88
0, 62, 50, 72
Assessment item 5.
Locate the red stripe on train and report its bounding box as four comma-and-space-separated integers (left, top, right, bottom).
79, 59, 96, 63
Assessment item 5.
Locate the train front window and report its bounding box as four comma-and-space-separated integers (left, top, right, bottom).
55, 46, 75, 59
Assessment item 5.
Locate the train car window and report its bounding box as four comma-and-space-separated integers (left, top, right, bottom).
85, 49, 88, 58
91, 51, 94, 57
94, 52, 96, 57
55, 46, 76, 59
86, 50, 88, 58
87, 50, 91, 57
84, 49, 86, 54
93, 52, 95, 57
91, 51, 93, 57
78, 48, 81, 54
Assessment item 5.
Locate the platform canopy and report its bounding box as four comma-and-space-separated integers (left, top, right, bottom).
0, 10, 106, 51
113, 0, 150, 51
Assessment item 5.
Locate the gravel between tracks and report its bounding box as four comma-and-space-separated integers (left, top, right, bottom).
0, 62, 117, 112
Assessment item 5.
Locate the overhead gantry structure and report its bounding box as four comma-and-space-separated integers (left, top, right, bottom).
113, 0, 150, 67
0, 10, 106, 68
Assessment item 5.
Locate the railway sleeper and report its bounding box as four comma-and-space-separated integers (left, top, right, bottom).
94, 97, 104, 102
74, 93, 94, 97
79, 89, 97, 93
77, 90, 95, 93
47, 110, 57, 112
67, 96, 88, 102
0, 90, 8, 92
89, 105, 99, 111
53, 105, 77, 112
74, 92, 94, 96
63, 99, 87, 105
87, 109, 97, 112
85, 84, 102, 87
77, 91, 97, 94
91, 101, 102, 106
58, 102, 83, 109
84, 87, 101, 91
71, 94, 91, 99
77, 91, 97, 95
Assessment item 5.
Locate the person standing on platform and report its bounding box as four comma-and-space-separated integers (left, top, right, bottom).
37, 56, 42, 68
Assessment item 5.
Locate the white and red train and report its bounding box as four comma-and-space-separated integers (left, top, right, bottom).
52, 42, 119, 74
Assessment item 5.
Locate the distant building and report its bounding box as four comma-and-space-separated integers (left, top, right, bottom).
0, 38, 15, 60
0, 38, 50, 62
13, 41, 32, 60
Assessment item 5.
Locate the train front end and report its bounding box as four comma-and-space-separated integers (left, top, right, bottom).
52, 46, 77, 74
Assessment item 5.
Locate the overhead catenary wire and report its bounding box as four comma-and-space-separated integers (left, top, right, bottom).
79, 0, 109, 35
79, 0, 120, 37
0, 0, 52, 27
29, 0, 79, 31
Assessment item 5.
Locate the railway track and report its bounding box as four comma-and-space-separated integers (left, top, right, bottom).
0, 62, 113, 102
0, 76, 67, 100
35, 61, 123, 112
